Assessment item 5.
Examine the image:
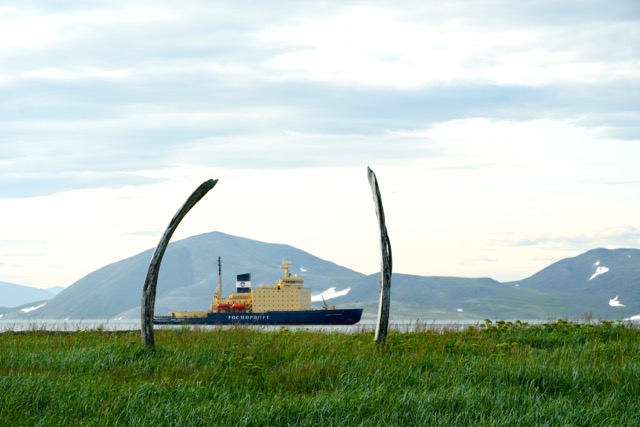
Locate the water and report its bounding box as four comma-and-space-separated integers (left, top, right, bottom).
0, 319, 141, 333
3, 317, 633, 333
0, 318, 473, 333
0, 318, 514, 333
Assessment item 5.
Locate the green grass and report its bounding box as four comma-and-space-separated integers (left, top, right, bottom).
1, 320, 639, 426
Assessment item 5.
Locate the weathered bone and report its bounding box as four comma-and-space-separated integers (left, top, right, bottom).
367, 167, 392, 343
141, 179, 217, 347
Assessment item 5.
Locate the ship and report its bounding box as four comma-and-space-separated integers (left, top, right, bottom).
153, 257, 363, 325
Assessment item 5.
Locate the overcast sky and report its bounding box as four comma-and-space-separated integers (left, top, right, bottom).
2, 0, 640, 289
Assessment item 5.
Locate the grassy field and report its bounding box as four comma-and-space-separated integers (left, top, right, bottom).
1, 320, 639, 426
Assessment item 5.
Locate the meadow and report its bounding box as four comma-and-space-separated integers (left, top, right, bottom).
1, 319, 639, 426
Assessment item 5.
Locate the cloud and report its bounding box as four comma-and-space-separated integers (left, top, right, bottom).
0, 171, 161, 198
261, 2, 640, 88
1, 0, 638, 289
511, 225, 640, 250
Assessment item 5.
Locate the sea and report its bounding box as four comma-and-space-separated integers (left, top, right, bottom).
0, 317, 605, 333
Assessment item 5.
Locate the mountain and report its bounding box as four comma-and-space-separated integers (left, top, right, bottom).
341, 274, 563, 320
47, 286, 66, 295
6, 232, 363, 320
0, 281, 61, 308
513, 248, 640, 318
3, 231, 639, 321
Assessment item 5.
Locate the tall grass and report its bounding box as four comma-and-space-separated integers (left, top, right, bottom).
1, 320, 639, 426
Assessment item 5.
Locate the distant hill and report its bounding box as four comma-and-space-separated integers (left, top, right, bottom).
5, 232, 363, 320
2, 232, 639, 321
0, 281, 61, 308
343, 248, 640, 320
513, 248, 640, 318
341, 274, 563, 320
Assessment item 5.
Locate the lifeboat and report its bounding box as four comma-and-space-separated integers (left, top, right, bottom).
217, 303, 231, 313
232, 303, 247, 312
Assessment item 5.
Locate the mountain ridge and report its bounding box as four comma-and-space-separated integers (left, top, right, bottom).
2, 233, 639, 320
0, 281, 62, 309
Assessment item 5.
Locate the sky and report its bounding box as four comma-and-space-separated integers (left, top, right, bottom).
1, 0, 640, 289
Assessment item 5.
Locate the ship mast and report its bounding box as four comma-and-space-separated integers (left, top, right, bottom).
215, 256, 222, 301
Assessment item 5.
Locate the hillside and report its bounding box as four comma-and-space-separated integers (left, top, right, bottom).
2, 232, 639, 321
6, 232, 364, 320
342, 274, 563, 320
513, 248, 640, 318
0, 282, 61, 308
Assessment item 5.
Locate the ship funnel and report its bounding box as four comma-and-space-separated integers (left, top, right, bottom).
236, 273, 251, 293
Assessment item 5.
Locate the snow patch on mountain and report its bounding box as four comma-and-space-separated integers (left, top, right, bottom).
20, 303, 47, 313
590, 262, 609, 280
609, 296, 625, 307
311, 287, 351, 302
